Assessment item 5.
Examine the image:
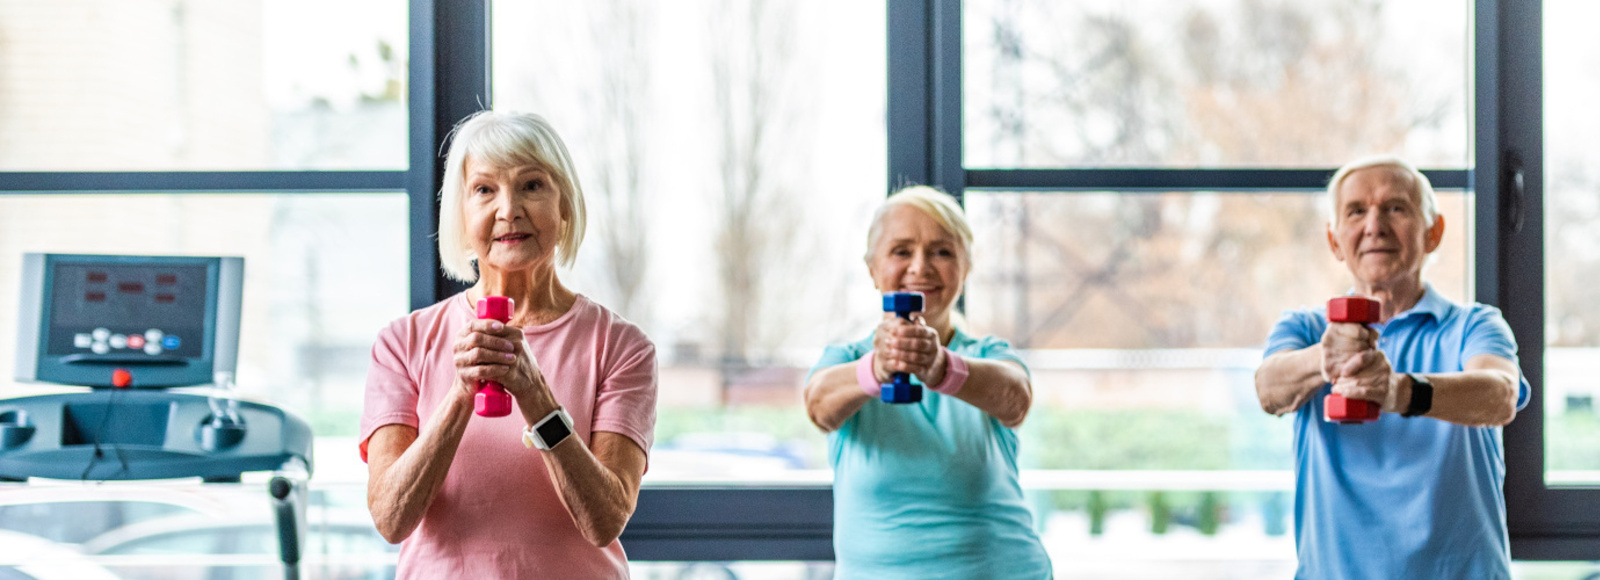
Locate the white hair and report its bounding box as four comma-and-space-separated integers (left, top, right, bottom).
437, 111, 588, 282
864, 185, 974, 261
1326, 155, 1439, 227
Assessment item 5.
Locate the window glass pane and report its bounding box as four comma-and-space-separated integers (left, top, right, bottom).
963, 0, 1469, 169
0, 194, 408, 434
0, 1, 407, 171
964, 191, 1469, 572
492, 0, 887, 485
1512, 562, 1600, 578
1544, 0, 1600, 484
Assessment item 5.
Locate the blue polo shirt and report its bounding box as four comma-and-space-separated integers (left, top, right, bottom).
1264, 285, 1530, 580
810, 328, 1052, 580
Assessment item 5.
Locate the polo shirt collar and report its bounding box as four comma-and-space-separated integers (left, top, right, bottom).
1379, 283, 1451, 324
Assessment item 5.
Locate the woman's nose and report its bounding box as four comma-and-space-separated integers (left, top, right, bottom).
495, 191, 518, 220
907, 250, 927, 273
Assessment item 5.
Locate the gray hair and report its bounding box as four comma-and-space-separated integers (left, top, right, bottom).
437, 111, 588, 282
1326, 155, 1439, 228
864, 185, 974, 261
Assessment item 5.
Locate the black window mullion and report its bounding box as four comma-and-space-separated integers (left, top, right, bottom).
0, 171, 404, 194
407, 0, 484, 311
621, 488, 833, 561
966, 168, 1471, 192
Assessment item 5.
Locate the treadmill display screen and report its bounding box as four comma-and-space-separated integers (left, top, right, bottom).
46, 263, 207, 359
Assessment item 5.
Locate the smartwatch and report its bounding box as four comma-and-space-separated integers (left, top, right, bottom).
1402, 373, 1434, 418
523, 408, 574, 450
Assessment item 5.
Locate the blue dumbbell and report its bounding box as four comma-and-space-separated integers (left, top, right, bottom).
880, 292, 926, 404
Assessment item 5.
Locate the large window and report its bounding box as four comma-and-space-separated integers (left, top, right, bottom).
1542, 0, 1600, 485
963, 0, 1470, 169
0, 0, 408, 576
936, 0, 1475, 574
491, 0, 887, 489
0, 0, 407, 171
3, 0, 1598, 576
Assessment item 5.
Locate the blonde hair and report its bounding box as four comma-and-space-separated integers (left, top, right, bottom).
864, 185, 974, 261
1326, 155, 1439, 228
437, 111, 588, 282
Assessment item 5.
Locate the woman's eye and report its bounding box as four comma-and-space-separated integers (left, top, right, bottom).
524, 179, 543, 191
937, 249, 954, 257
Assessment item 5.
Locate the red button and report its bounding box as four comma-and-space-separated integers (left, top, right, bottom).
112, 369, 132, 388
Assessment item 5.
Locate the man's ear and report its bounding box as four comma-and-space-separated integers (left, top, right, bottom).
1424, 214, 1446, 253
1327, 225, 1346, 262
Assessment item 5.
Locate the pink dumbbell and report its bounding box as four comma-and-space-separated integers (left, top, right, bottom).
476, 296, 514, 417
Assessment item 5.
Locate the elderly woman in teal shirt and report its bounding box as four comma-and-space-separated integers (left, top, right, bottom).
803, 186, 1053, 579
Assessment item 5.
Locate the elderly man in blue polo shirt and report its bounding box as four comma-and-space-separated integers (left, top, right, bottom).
1255, 155, 1530, 579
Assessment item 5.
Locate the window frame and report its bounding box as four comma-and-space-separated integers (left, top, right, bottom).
1489, 0, 1600, 561
2, 0, 1586, 564
882, 0, 1587, 563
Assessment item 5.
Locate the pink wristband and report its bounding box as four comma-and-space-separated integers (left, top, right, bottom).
931, 348, 969, 396
856, 353, 881, 397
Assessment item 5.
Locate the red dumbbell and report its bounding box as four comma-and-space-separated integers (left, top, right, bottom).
1325, 296, 1381, 424
476, 296, 514, 417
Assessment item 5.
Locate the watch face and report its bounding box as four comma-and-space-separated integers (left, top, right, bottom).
535, 416, 572, 447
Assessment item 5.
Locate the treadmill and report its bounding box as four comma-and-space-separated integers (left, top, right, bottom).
1, 253, 314, 580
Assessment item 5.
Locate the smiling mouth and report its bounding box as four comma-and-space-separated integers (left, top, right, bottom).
494, 233, 531, 243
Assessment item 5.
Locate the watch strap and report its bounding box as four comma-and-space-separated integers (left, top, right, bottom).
1402, 373, 1434, 418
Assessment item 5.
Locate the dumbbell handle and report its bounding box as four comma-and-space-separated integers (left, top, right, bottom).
1325, 296, 1381, 424
880, 292, 925, 404
476, 296, 514, 417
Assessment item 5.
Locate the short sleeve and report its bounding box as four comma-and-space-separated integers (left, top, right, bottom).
807, 340, 869, 383
590, 331, 659, 458
358, 319, 421, 462
1265, 309, 1323, 358
1461, 304, 1532, 411
974, 335, 1031, 379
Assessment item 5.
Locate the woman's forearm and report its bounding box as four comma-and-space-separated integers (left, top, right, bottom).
540, 432, 646, 547
1255, 346, 1327, 415
804, 362, 873, 432
950, 358, 1032, 428
367, 392, 475, 543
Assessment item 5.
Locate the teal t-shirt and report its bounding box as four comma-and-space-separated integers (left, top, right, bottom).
810, 328, 1052, 580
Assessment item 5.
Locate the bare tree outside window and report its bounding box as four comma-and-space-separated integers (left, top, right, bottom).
708, 0, 811, 373
968, 0, 1469, 350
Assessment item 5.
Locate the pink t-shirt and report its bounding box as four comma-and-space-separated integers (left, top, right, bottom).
359, 293, 657, 580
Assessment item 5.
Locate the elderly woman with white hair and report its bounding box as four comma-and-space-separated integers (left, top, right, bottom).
803, 186, 1052, 578
360, 111, 657, 579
